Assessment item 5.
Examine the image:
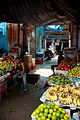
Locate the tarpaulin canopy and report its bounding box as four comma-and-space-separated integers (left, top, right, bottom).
0, 0, 80, 26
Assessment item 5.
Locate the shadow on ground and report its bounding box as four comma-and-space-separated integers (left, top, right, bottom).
0, 84, 48, 120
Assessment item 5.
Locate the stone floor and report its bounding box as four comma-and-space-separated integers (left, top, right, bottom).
30, 56, 58, 77
0, 84, 48, 120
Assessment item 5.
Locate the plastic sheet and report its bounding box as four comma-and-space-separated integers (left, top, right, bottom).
0, 73, 10, 80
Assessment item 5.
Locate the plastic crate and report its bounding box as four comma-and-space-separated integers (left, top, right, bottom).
36, 60, 43, 64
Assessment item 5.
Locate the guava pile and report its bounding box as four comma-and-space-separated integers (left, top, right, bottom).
49, 75, 71, 85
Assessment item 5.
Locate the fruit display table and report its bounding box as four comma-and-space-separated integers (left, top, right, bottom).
0, 72, 10, 80
39, 86, 80, 119
67, 65, 80, 78
47, 74, 73, 86
31, 102, 71, 120
56, 70, 68, 75
40, 85, 80, 107
31, 58, 80, 120
56, 58, 76, 75
31, 83, 80, 119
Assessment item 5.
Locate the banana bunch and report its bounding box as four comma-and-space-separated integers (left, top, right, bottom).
73, 98, 80, 106
46, 87, 58, 101
59, 92, 72, 105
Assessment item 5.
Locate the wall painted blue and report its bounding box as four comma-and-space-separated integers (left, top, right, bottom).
36, 26, 46, 52
36, 27, 40, 52
0, 22, 9, 53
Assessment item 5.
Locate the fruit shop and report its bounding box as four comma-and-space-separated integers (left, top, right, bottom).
0, 23, 80, 119
31, 64, 80, 120
31, 48, 80, 120
1, 2, 80, 119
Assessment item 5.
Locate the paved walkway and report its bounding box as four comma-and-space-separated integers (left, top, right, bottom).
30, 56, 58, 77
0, 84, 48, 120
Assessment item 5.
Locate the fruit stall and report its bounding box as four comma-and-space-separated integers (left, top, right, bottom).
56, 58, 77, 75
31, 57, 80, 120
0, 55, 15, 101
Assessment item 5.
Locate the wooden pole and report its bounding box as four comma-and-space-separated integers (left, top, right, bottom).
76, 25, 78, 48
18, 23, 20, 45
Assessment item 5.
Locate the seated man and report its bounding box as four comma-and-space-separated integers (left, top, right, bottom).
13, 57, 29, 94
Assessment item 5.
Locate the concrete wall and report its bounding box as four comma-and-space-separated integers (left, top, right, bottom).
72, 25, 80, 49
30, 28, 36, 57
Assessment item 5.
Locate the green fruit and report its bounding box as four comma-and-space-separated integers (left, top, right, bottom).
51, 105, 54, 109
65, 82, 67, 84
44, 113, 48, 117
41, 115, 46, 120
48, 114, 52, 118
57, 111, 60, 114
46, 118, 50, 120
56, 112, 60, 118
49, 109, 53, 114
43, 104, 47, 109
44, 108, 48, 113
62, 110, 66, 114
40, 108, 44, 112
39, 113, 43, 117
32, 111, 36, 116
38, 117, 41, 120
55, 105, 59, 109
35, 114, 39, 119
47, 104, 51, 109
52, 115, 56, 120
58, 108, 63, 112
51, 102, 55, 106
53, 107, 57, 112
60, 114, 64, 119
64, 116, 69, 120
53, 112, 56, 116
44, 102, 47, 106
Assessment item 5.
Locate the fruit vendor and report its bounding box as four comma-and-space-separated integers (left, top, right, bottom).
51, 51, 64, 73
13, 57, 29, 94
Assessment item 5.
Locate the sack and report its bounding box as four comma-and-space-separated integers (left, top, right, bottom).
35, 76, 48, 88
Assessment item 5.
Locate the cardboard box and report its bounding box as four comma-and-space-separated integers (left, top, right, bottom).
24, 55, 32, 69
64, 47, 77, 60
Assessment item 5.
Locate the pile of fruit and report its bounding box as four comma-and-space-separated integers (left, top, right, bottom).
49, 75, 71, 85
74, 97, 80, 106
67, 66, 80, 78
32, 102, 70, 120
0, 61, 12, 70
0, 70, 7, 77
0, 55, 15, 65
57, 63, 71, 71
57, 58, 76, 71
46, 85, 80, 106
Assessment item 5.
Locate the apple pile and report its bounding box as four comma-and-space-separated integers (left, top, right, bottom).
32, 102, 70, 120
57, 58, 76, 71
57, 61, 71, 71
0, 55, 15, 65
